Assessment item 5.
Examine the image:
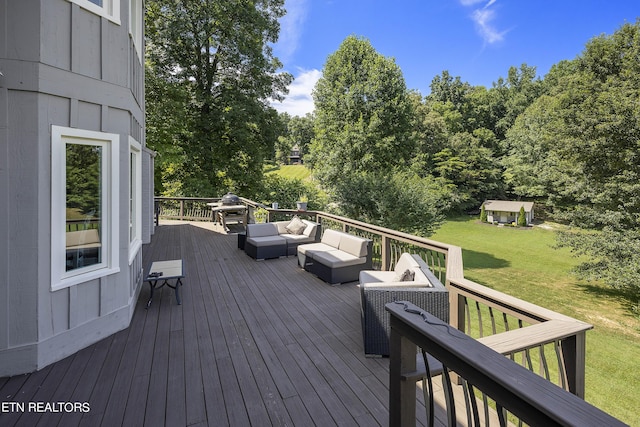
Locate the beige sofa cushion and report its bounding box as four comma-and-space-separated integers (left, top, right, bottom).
359, 270, 396, 284
320, 229, 342, 248
247, 223, 278, 238
394, 253, 420, 274
358, 253, 433, 288
301, 220, 318, 239
246, 235, 286, 247
297, 242, 337, 255
311, 249, 366, 268
282, 234, 315, 244
275, 221, 290, 234
338, 233, 368, 257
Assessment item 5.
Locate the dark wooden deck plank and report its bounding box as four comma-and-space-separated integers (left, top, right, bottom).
100, 298, 149, 427
55, 334, 115, 427
165, 329, 187, 426
78, 328, 132, 427
19, 352, 74, 427
180, 226, 209, 426
0, 221, 450, 427
143, 277, 173, 427
0, 365, 54, 427
189, 245, 231, 427
32, 345, 95, 427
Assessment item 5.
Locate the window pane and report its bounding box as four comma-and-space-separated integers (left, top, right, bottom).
89, 0, 103, 6
65, 144, 102, 272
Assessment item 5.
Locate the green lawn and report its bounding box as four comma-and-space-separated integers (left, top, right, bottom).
431, 217, 640, 425
265, 164, 312, 180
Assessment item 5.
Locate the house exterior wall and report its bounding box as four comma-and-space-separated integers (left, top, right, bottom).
0, 0, 150, 376
486, 210, 534, 225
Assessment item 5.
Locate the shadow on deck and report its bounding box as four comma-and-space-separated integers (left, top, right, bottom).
1, 221, 458, 426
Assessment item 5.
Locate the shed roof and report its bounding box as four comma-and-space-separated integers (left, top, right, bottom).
483, 200, 534, 212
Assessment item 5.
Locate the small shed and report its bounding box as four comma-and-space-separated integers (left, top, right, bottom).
482, 200, 535, 226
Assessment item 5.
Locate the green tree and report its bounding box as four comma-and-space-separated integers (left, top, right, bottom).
427, 70, 472, 113
144, 60, 191, 195
255, 174, 326, 211
494, 64, 544, 141
275, 113, 315, 164
433, 132, 503, 212
480, 204, 487, 222
146, 0, 291, 197
502, 95, 575, 201
517, 206, 527, 227
407, 91, 449, 177
503, 20, 640, 297
554, 22, 640, 297
309, 35, 414, 185
331, 171, 448, 237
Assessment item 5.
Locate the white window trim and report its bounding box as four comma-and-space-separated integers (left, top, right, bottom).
51, 126, 120, 291
66, 0, 121, 25
129, 136, 142, 265
129, 0, 144, 63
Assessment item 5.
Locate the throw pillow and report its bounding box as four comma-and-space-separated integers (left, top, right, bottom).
399, 269, 415, 282
286, 215, 307, 235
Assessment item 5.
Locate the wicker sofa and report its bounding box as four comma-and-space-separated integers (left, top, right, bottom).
359, 253, 449, 356
297, 229, 373, 284
245, 217, 320, 260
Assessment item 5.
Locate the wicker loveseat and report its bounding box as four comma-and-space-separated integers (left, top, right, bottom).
359, 253, 449, 356
245, 217, 320, 260
297, 229, 373, 284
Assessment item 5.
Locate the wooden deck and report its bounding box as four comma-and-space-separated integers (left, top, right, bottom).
0, 221, 454, 427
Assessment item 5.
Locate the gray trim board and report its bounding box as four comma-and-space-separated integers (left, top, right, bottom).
0, 86, 8, 351
0, 60, 144, 124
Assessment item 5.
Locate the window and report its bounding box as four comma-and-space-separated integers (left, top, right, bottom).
129, 137, 142, 264
66, 0, 121, 25
129, 0, 143, 61
51, 126, 120, 290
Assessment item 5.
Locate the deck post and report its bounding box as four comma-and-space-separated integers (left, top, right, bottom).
560, 331, 587, 398
389, 317, 417, 427
381, 235, 391, 271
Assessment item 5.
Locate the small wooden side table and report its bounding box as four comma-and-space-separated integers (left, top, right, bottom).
144, 259, 184, 308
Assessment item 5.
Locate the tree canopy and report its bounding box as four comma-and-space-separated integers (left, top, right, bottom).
145, 0, 291, 197
309, 35, 414, 184
502, 20, 640, 296
307, 36, 444, 236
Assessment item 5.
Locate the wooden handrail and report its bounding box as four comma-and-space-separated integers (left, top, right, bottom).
477, 319, 591, 354
387, 302, 626, 427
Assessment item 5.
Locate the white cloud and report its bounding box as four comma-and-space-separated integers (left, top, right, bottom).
276, 0, 309, 63
271, 68, 322, 117
459, 0, 496, 7
471, 8, 506, 44
461, 0, 506, 45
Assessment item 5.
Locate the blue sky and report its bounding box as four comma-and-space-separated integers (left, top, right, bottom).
271, 0, 639, 116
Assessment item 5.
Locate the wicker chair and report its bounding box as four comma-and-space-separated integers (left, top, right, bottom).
359, 253, 449, 357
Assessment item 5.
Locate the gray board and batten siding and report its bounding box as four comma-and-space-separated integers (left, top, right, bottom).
0, 0, 153, 376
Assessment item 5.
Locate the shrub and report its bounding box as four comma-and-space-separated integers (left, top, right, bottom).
517, 206, 527, 227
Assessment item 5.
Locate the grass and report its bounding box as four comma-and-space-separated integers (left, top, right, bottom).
430, 217, 640, 426
264, 164, 312, 180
